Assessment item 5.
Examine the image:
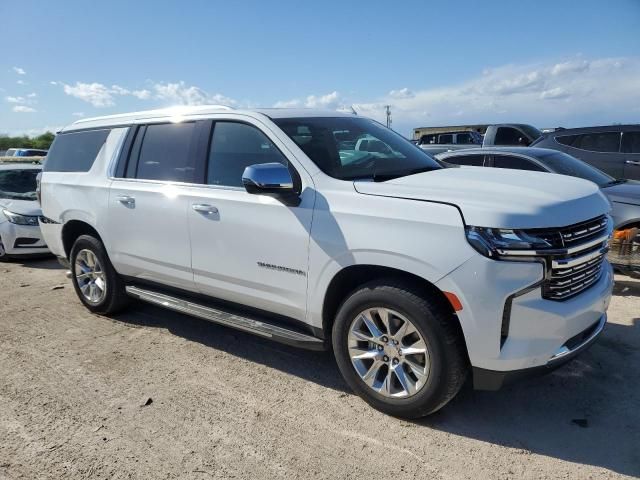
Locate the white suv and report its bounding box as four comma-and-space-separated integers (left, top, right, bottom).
39, 106, 614, 417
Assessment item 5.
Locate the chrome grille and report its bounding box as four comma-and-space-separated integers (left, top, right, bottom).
536, 215, 610, 301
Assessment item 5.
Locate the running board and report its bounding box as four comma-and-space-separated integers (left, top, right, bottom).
125, 286, 325, 351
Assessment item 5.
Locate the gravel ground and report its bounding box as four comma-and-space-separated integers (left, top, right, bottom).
0, 258, 638, 480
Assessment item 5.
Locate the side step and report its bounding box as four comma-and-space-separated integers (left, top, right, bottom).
125, 286, 326, 351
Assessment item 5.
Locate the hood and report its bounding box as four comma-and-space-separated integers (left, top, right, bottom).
0, 198, 42, 217
354, 167, 610, 229
601, 180, 640, 206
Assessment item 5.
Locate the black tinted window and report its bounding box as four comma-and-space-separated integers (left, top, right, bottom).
136, 123, 196, 182
495, 127, 530, 146
456, 133, 473, 144
556, 134, 579, 147
0, 169, 39, 200
438, 134, 453, 144
44, 129, 110, 172
492, 155, 545, 171
445, 154, 485, 167
207, 122, 287, 187
622, 131, 640, 154
573, 132, 620, 153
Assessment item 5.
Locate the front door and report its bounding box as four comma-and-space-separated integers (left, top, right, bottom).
185, 119, 314, 321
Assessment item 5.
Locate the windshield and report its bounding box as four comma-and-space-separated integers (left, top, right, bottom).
273, 117, 441, 180
0, 169, 40, 200
537, 151, 615, 187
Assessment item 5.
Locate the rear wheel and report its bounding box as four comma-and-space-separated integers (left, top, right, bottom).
332, 280, 468, 418
69, 235, 129, 314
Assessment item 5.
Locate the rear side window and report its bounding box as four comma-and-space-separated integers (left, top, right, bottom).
445, 154, 485, 167
492, 155, 545, 171
438, 134, 453, 144
572, 132, 620, 153
622, 131, 640, 154
135, 123, 197, 182
43, 129, 110, 172
207, 122, 287, 187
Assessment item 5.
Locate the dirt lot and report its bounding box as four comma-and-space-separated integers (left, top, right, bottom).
0, 258, 638, 480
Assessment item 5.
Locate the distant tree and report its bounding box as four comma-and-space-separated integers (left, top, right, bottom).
0, 131, 56, 151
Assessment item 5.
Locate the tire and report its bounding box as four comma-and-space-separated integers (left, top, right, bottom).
0, 239, 10, 262
69, 235, 129, 314
332, 279, 468, 418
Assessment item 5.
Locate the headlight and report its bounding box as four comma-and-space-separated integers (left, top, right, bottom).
465, 226, 553, 258
2, 209, 39, 226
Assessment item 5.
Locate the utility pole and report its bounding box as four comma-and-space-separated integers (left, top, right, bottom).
385, 105, 392, 128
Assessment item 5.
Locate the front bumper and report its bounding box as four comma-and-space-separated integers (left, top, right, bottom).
472, 313, 606, 390
0, 221, 49, 256
435, 254, 614, 383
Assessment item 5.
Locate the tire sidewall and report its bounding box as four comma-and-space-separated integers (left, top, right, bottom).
333, 284, 455, 417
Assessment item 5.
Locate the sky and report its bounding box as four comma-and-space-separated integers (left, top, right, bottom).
1, 0, 640, 137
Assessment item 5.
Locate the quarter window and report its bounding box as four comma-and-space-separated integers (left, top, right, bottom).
572, 132, 620, 153
135, 123, 197, 182
555, 134, 579, 147
43, 129, 110, 172
621, 131, 640, 154
207, 122, 288, 187
438, 134, 453, 144
492, 155, 545, 171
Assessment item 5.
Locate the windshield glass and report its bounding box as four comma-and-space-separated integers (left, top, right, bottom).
520, 124, 543, 141
537, 151, 615, 187
0, 169, 39, 200
273, 117, 441, 180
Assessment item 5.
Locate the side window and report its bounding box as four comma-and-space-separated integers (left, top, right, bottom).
456, 133, 473, 144
494, 127, 528, 146
438, 134, 453, 144
43, 129, 110, 172
207, 122, 288, 187
555, 134, 579, 147
573, 132, 620, 153
621, 131, 640, 154
135, 122, 197, 182
445, 155, 485, 167
492, 155, 545, 172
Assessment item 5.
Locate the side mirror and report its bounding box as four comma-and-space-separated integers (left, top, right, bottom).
242, 162, 296, 196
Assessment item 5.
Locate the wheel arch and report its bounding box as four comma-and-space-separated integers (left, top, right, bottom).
321, 265, 467, 352
61, 220, 104, 259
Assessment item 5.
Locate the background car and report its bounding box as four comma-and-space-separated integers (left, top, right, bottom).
4, 148, 48, 157
0, 163, 49, 260
531, 124, 640, 180
436, 147, 640, 276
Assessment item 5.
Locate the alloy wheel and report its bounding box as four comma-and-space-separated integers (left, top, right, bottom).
74, 249, 107, 304
348, 307, 430, 398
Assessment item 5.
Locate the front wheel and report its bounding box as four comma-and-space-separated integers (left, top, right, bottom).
332, 280, 468, 418
69, 235, 129, 314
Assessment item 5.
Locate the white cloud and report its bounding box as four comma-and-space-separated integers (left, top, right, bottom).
5, 96, 24, 103
72, 112, 85, 117
16, 80, 25, 85
13, 105, 36, 113
132, 89, 151, 100
63, 82, 116, 107
540, 87, 570, 100
49, 81, 58, 85
152, 81, 235, 106
274, 91, 342, 109
13, 67, 26, 75
389, 88, 414, 99
551, 59, 589, 76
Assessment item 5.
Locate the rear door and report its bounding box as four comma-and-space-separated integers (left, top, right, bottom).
560, 131, 625, 178
106, 121, 205, 290
621, 130, 640, 180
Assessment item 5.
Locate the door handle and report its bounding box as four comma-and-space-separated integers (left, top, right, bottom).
626, 160, 640, 166
192, 204, 218, 215
116, 195, 135, 206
